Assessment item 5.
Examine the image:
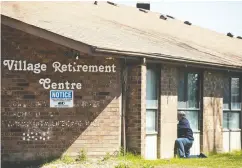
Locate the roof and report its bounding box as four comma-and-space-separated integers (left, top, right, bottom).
1, 1, 242, 69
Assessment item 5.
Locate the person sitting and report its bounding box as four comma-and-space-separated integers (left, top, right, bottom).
175, 111, 194, 158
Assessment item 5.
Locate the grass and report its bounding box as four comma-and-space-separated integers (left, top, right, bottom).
102, 152, 112, 161
42, 149, 88, 166
117, 150, 242, 168
76, 149, 88, 162
41, 150, 242, 168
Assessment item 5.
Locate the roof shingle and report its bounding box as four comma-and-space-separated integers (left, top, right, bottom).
1, 1, 242, 68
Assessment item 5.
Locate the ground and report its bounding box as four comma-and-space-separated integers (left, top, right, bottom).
39, 150, 242, 168
3, 151, 242, 168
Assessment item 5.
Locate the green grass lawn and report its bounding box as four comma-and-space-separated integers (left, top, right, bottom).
116, 150, 242, 168
42, 150, 242, 168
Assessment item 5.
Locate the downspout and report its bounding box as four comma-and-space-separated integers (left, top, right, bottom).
121, 58, 128, 155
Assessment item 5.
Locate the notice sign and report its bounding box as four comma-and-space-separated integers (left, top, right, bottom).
50, 90, 73, 108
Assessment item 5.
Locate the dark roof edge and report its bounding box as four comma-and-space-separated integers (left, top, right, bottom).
93, 47, 242, 72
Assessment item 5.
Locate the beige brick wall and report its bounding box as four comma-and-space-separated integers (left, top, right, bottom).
202, 71, 224, 153
1, 25, 122, 161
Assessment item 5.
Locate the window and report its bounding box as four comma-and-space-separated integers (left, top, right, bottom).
223, 77, 241, 129
146, 110, 157, 132
231, 78, 241, 110
146, 65, 159, 133
178, 71, 200, 131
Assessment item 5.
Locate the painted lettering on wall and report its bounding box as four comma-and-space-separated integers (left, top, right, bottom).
2, 57, 117, 90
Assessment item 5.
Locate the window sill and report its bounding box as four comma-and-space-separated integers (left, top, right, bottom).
230, 129, 241, 132
223, 109, 241, 112
223, 128, 241, 132
146, 132, 158, 135
178, 108, 200, 111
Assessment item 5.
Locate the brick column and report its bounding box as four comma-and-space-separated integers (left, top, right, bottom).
159, 66, 178, 158
126, 62, 146, 157
202, 71, 223, 153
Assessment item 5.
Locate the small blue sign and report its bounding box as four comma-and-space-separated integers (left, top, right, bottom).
50, 90, 73, 108
50, 90, 72, 99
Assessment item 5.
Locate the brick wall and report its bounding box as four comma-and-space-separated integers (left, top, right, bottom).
2, 23, 238, 162
1, 25, 121, 161
126, 63, 146, 156
202, 71, 224, 153
159, 66, 178, 158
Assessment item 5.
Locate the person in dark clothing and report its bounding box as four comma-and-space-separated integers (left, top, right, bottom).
175, 111, 194, 158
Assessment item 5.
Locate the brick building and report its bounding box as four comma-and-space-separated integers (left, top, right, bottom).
1, 1, 242, 162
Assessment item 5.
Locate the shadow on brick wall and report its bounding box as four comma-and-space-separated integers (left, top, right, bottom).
1, 25, 121, 168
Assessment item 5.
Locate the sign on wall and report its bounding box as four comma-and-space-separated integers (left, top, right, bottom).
50, 90, 73, 108
2, 58, 117, 108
